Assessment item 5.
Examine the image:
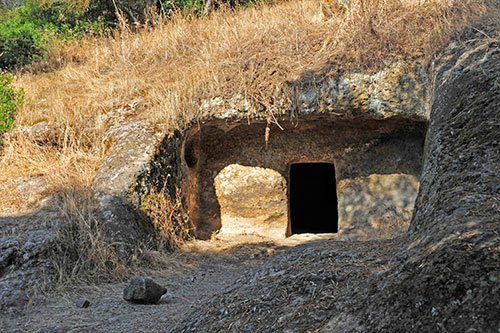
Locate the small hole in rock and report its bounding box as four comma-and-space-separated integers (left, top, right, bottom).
184, 141, 198, 168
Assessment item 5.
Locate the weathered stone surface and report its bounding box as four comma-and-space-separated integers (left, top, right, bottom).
200, 61, 429, 122
36, 327, 69, 333
214, 164, 287, 238
14, 121, 59, 145
212, 166, 420, 239
214, 164, 287, 218
92, 56, 430, 248
0, 212, 60, 312
169, 28, 499, 333
75, 297, 90, 308
322, 31, 500, 332
290, 61, 428, 120
15, 176, 47, 199
0, 274, 28, 311
0, 259, 53, 311
410, 39, 499, 238
123, 276, 166, 304
22, 230, 52, 261
0, 175, 51, 212
185, 119, 424, 238
91, 101, 169, 254
337, 174, 419, 239
93, 122, 163, 241
0, 237, 19, 270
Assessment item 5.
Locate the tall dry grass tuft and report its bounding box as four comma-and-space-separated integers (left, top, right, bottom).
50, 186, 130, 285
0, 0, 495, 280
141, 189, 193, 251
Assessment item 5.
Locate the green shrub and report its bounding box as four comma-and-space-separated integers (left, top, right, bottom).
0, 17, 44, 69
13, 1, 110, 37
0, 1, 110, 70
160, 0, 205, 15
0, 73, 23, 136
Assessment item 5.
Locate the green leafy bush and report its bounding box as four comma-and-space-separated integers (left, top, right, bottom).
0, 73, 23, 136
160, 0, 205, 15
12, 1, 110, 37
0, 16, 44, 69
0, 1, 110, 70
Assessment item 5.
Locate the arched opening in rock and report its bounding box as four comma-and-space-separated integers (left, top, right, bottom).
289, 163, 338, 235
214, 164, 287, 238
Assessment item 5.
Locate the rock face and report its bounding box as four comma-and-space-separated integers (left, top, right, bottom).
14, 121, 59, 145
92, 104, 182, 255
0, 227, 55, 311
22, 230, 52, 261
212, 165, 420, 240
0, 204, 61, 312
200, 61, 429, 122
0, 237, 18, 271
337, 174, 419, 239
323, 30, 500, 332
75, 298, 90, 308
123, 276, 167, 304
92, 59, 429, 248
92, 119, 164, 252
184, 119, 424, 239
170, 28, 500, 333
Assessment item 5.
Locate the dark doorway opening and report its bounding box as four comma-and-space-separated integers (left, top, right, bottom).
289, 163, 338, 234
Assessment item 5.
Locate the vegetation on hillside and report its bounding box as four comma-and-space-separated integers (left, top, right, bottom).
0, 0, 260, 70
0, 0, 261, 141
0, 73, 23, 138
0, 0, 112, 70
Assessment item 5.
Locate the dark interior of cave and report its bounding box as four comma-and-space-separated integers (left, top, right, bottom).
289, 163, 339, 234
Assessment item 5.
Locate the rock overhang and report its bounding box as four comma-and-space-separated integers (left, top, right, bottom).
198, 60, 430, 124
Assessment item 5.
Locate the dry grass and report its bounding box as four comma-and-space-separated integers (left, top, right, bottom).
141, 189, 193, 251
50, 186, 130, 285
0, 0, 494, 280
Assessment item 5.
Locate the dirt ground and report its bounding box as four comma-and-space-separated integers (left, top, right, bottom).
0, 233, 398, 333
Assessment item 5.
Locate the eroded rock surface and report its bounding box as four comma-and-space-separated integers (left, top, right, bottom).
327, 31, 500, 332
92, 58, 429, 248
200, 61, 429, 122
170, 29, 500, 333
0, 237, 19, 271
337, 174, 419, 239
0, 210, 61, 313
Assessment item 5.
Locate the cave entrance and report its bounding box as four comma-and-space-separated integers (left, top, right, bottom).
289, 163, 338, 235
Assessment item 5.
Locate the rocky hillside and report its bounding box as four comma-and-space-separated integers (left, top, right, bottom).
0, 0, 499, 332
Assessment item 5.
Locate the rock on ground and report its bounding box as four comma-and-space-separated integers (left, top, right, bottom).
123, 276, 167, 304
